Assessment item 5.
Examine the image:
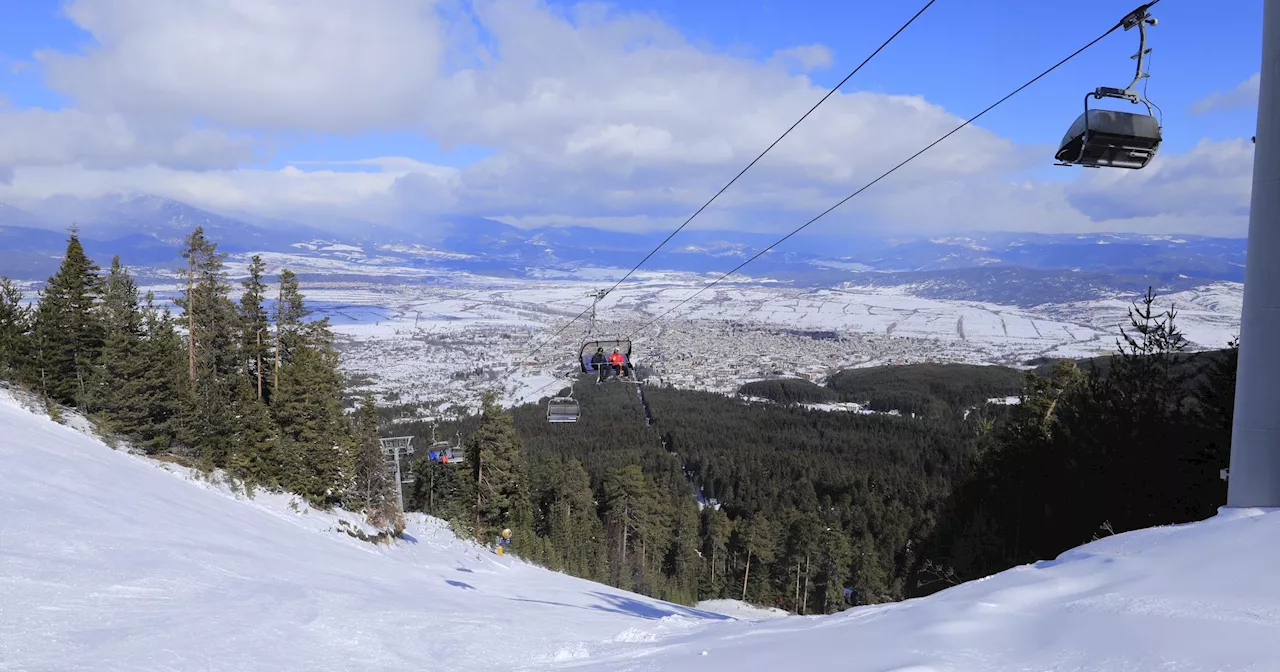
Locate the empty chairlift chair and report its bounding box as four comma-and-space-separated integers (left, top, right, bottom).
1055, 97, 1162, 169
547, 396, 580, 423
1054, 6, 1162, 170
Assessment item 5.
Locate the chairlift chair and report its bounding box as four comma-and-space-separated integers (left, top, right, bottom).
580, 339, 638, 384
428, 440, 452, 462
1055, 96, 1162, 169
1055, 7, 1162, 170
547, 396, 581, 423
580, 339, 633, 372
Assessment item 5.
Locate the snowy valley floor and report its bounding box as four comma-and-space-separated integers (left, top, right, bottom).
2, 388, 1277, 672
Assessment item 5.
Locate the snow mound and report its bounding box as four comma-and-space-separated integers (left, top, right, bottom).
695, 599, 792, 621
570, 508, 1280, 671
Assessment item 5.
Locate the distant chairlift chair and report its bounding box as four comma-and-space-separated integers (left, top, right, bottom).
547, 395, 580, 423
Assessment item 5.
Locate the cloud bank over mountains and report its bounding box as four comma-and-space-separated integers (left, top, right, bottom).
0, 0, 1259, 238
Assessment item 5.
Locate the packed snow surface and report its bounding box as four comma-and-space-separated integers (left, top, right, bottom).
3, 388, 1278, 671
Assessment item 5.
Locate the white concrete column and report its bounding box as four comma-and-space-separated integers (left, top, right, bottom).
1227, 0, 1280, 508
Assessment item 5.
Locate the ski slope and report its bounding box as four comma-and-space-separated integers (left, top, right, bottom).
0, 388, 735, 672
3, 387, 1278, 672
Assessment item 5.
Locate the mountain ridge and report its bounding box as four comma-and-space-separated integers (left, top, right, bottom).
0, 193, 1249, 290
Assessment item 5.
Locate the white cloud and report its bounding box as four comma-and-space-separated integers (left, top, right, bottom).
0, 163, 422, 224
770, 45, 834, 72
40, 0, 446, 132
0, 107, 253, 175
1066, 138, 1254, 226
1191, 73, 1261, 115
0, 0, 1255, 240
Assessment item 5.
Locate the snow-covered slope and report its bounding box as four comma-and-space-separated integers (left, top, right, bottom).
0, 388, 735, 671
3, 387, 1278, 672
571, 516, 1280, 672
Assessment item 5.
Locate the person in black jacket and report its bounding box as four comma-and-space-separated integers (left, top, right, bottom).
590, 347, 608, 383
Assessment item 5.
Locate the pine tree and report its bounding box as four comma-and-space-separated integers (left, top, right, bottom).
736, 514, 778, 603
465, 393, 532, 545
1194, 335, 1238, 434
351, 393, 403, 532
602, 464, 650, 587
30, 229, 103, 405
239, 255, 273, 402
273, 269, 309, 396
174, 228, 239, 467
533, 456, 607, 580
85, 257, 151, 434
0, 277, 30, 380
663, 497, 703, 602
272, 320, 351, 507
130, 294, 190, 454
226, 374, 284, 487
780, 512, 821, 613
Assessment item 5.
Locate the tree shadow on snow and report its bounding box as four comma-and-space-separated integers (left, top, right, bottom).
503, 593, 729, 621
399, 533, 419, 544
445, 580, 477, 590
588, 592, 730, 621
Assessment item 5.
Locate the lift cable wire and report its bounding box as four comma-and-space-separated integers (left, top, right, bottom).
595, 0, 938, 297
498, 0, 940, 384
625, 0, 1162, 341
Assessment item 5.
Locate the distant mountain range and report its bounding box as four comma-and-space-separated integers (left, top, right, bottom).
0, 193, 1248, 305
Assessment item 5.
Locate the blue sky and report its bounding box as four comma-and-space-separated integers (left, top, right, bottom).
0, 0, 1264, 236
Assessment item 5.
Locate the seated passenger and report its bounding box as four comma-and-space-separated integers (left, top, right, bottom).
608, 348, 630, 379
591, 347, 608, 383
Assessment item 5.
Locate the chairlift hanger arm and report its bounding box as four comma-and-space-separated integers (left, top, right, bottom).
1096, 5, 1158, 104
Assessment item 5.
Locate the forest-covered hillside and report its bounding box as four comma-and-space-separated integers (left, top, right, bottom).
739, 363, 1027, 419
3, 232, 1238, 616
396, 291, 1236, 611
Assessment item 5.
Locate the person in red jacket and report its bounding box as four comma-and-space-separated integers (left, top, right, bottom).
608, 348, 629, 380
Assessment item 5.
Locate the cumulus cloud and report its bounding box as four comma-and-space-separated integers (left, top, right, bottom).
1066, 139, 1254, 225
0, 107, 254, 173
0, 0, 1255, 239
1191, 73, 1261, 115
39, 0, 446, 133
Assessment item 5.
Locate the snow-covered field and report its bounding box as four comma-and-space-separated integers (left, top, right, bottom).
230, 276, 1242, 411
3, 387, 1278, 672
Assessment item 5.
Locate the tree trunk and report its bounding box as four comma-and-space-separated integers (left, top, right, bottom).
621, 518, 629, 565
475, 455, 483, 541
741, 550, 752, 601
794, 560, 801, 612
273, 315, 280, 396
802, 554, 810, 615
187, 257, 196, 385
256, 329, 263, 400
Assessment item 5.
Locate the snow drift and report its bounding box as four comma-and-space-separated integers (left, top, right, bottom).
2, 386, 1278, 672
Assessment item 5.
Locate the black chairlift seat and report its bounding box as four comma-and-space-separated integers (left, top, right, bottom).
580, 339, 632, 373
1056, 107, 1162, 170
547, 396, 580, 423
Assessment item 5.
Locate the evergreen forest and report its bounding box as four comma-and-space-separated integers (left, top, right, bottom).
0, 228, 403, 533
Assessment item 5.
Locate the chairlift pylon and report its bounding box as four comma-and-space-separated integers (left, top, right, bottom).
1055, 6, 1162, 170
